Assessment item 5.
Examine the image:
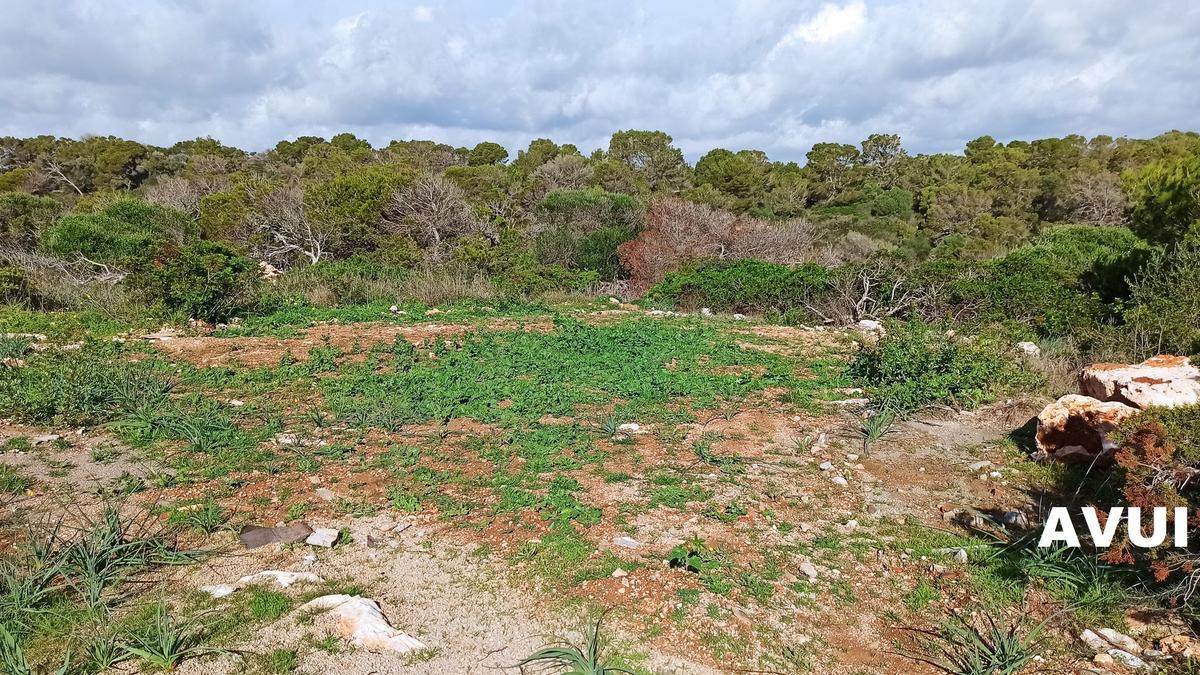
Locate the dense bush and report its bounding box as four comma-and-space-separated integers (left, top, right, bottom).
849, 318, 1042, 411
138, 241, 260, 322
649, 259, 829, 315
1118, 244, 1200, 357
0, 192, 62, 249
41, 198, 194, 268
942, 225, 1152, 336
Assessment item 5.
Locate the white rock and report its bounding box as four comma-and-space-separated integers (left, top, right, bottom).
616, 423, 644, 434
832, 476, 848, 486
389, 305, 399, 313
237, 570, 323, 589
299, 595, 426, 654
200, 584, 237, 598
700, 308, 714, 317
1081, 356, 1200, 409
613, 536, 640, 549
611, 568, 628, 578
798, 561, 818, 579
1035, 395, 1139, 459
1081, 629, 1114, 653
966, 460, 992, 472
819, 461, 834, 471
1107, 649, 1148, 670
275, 433, 300, 446
1098, 628, 1142, 655
1017, 341, 1041, 357
306, 527, 340, 548
733, 314, 747, 321
856, 319, 884, 333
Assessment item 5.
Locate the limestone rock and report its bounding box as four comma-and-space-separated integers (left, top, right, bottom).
306, 527, 340, 547
299, 595, 426, 654
239, 523, 313, 549
1035, 395, 1139, 459
1017, 341, 1041, 357
1081, 355, 1200, 409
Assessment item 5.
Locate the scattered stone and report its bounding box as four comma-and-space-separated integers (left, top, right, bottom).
700, 308, 714, 317
613, 536, 640, 549
315, 487, 337, 502
141, 327, 180, 341
1001, 511, 1029, 528
1107, 649, 1148, 670
229, 399, 245, 407
966, 460, 992, 472
259, 261, 282, 279
929, 563, 947, 574
199, 584, 238, 598
306, 527, 340, 548
611, 568, 628, 578
830, 398, 870, 407
819, 461, 834, 471
1159, 634, 1199, 657
1092, 653, 1115, 667
299, 595, 427, 654
1081, 629, 1114, 653
1125, 608, 1188, 637
1035, 395, 1139, 459
274, 433, 300, 446
832, 476, 848, 486
846, 453, 860, 461
389, 305, 400, 313
844, 519, 859, 529
1098, 628, 1142, 654
239, 523, 314, 549
30, 434, 61, 446
609, 297, 620, 305
1142, 649, 1170, 661
732, 313, 747, 321
1081, 355, 1200, 409
424, 308, 442, 316
798, 561, 818, 579
856, 319, 884, 333
616, 423, 644, 434
201, 570, 323, 598
1017, 341, 1041, 357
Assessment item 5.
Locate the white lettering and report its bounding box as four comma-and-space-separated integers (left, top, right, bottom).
1039, 507, 1079, 548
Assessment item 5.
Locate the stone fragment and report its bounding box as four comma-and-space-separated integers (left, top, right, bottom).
239, 523, 313, 549
1081, 355, 1200, 409
299, 595, 426, 654
306, 527, 340, 548
1035, 395, 1139, 459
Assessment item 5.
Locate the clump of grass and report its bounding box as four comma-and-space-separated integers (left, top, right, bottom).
121, 605, 230, 671
169, 499, 230, 534
0, 465, 31, 494
896, 611, 1042, 675
517, 614, 633, 675
856, 407, 898, 457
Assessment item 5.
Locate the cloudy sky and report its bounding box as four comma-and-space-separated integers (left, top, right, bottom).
1, 0, 1197, 161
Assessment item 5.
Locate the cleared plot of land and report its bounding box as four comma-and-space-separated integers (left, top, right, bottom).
0, 303, 1055, 674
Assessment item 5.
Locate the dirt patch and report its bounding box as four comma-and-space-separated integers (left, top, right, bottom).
153, 318, 556, 368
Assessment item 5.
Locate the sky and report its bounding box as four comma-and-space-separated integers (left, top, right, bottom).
1, 0, 1197, 162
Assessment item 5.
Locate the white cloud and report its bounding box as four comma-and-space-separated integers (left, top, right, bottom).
0, 0, 1195, 160
772, 1, 866, 52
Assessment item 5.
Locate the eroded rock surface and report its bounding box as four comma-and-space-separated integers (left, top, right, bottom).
1035, 394, 1139, 459
1080, 355, 1200, 409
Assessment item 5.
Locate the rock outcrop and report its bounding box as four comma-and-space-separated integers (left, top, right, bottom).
299, 595, 427, 654
1080, 355, 1200, 409
1035, 394, 1139, 459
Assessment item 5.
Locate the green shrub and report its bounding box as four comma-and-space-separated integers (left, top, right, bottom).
41, 198, 193, 269
849, 318, 1041, 411
0, 192, 62, 249
649, 259, 829, 315
139, 241, 260, 322
1118, 244, 1200, 358
941, 225, 1152, 337
0, 265, 33, 306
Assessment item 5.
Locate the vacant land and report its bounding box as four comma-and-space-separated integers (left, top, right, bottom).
0, 298, 1120, 674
